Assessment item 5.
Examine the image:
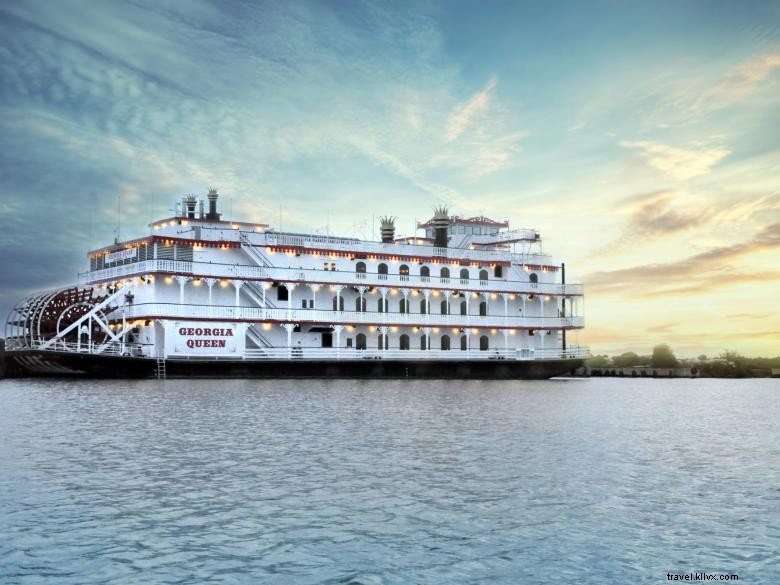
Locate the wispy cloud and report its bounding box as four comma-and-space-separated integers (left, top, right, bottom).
446, 77, 496, 141
585, 221, 780, 297
693, 51, 780, 114
620, 140, 730, 180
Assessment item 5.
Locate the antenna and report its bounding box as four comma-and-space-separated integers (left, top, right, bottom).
116, 192, 121, 243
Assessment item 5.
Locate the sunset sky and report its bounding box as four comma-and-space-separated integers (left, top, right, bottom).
1, 0, 779, 356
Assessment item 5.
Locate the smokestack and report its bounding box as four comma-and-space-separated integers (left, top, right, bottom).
206, 187, 220, 220
379, 216, 396, 243
185, 195, 197, 219
432, 206, 449, 248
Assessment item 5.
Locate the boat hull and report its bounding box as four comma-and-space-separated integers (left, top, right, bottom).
6, 350, 583, 380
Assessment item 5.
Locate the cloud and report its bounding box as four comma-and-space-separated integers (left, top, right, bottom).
693, 51, 780, 114
446, 77, 496, 141
584, 221, 780, 297
621, 140, 730, 180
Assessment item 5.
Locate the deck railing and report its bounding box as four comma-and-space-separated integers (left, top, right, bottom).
118, 302, 584, 329
80, 259, 584, 296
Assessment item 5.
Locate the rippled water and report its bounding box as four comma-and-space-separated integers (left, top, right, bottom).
1, 378, 778, 584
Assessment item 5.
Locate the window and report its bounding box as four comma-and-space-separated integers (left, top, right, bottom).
420, 334, 428, 350
378, 263, 388, 275
494, 266, 502, 278
460, 335, 467, 350
378, 298, 387, 312
346, 338, 353, 348
378, 333, 388, 350
332, 296, 344, 311
460, 300, 467, 315
356, 333, 366, 350
277, 285, 288, 301
441, 335, 450, 350
323, 262, 329, 270
529, 272, 538, 284
330, 263, 336, 271
301, 299, 307, 308
399, 298, 409, 313
480, 335, 489, 351
479, 269, 488, 281
400, 334, 410, 350
440, 267, 450, 279
460, 268, 469, 280
479, 301, 487, 316
399, 264, 409, 276
440, 300, 448, 315
356, 261, 366, 273
420, 299, 427, 314
355, 297, 366, 311
420, 266, 430, 278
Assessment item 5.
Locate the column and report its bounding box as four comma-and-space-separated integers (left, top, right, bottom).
333, 324, 344, 358
175, 276, 190, 305
231, 279, 243, 306
357, 286, 368, 312
284, 282, 294, 313
204, 278, 217, 306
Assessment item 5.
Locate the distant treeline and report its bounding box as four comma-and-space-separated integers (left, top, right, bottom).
586, 344, 780, 378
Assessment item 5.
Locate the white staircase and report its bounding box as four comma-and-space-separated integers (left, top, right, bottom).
239, 232, 274, 267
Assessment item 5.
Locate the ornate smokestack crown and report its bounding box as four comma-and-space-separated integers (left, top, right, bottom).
206, 187, 220, 220
379, 216, 397, 243
432, 206, 449, 248
185, 194, 197, 213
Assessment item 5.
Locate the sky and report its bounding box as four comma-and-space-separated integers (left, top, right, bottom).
1, 0, 779, 357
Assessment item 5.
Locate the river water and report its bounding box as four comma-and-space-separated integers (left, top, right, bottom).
1, 378, 778, 584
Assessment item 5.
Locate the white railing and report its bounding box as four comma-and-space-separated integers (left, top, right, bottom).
80, 259, 584, 296
10, 339, 150, 357
118, 302, 584, 329
263, 232, 509, 263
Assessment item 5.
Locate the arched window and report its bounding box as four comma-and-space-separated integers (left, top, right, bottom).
420, 335, 428, 350
277, 285, 289, 301
399, 264, 409, 276
332, 296, 344, 311
378, 263, 388, 277
378, 334, 385, 350
420, 299, 427, 314
459, 268, 469, 280
440, 267, 450, 279
420, 266, 430, 278
400, 334, 410, 350
356, 333, 366, 350
460, 300, 467, 315
479, 269, 488, 281
399, 298, 409, 313
529, 272, 538, 283
441, 335, 451, 350
378, 298, 387, 312
479, 301, 487, 316
440, 299, 448, 315
461, 335, 468, 350
355, 297, 366, 312
480, 335, 489, 351
356, 261, 366, 274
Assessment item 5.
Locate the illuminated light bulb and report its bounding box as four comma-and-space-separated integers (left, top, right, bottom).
262, 323, 272, 331
472, 328, 479, 334
432, 327, 440, 333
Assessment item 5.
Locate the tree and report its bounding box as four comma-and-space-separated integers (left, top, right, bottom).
586, 354, 610, 368
651, 344, 678, 368
612, 351, 641, 367
697, 354, 707, 361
